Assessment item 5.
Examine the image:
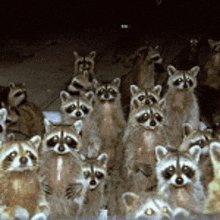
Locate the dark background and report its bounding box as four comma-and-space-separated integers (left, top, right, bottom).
1, 0, 220, 38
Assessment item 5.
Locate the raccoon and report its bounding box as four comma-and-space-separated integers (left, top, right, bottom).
122, 191, 187, 219
155, 145, 206, 214
120, 45, 163, 116
79, 153, 108, 218
164, 65, 200, 148
123, 98, 169, 195
73, 51, 96, 80
205, 141, 220, 213
7, 82, 27, 107
6, 102, 45, 140
0, 136, 50, 220
39, 119, 87, 218
92, 77, 126, 171
129, 84, 162, 112
66, 70, 93, 96
60, 90, 94, 124
179, 123, 214, 190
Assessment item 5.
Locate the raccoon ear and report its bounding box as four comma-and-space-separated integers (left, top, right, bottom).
122, 192, 139, 210
9, 82, 16, 88
190, 66, 200, 77
74, 120, 83, 134
183, 123, 192, 137
44, 118, 54, 133
0, 108, 7, 122
158, 98, 166, 109
167, 65, 177, 76
112, 77, 121, 87
92, 79, 99, 89
30, 135, 41, 150
189, 145, 201, 164
73, 51, 79, 58
155, 145, 168, 161
130, 85, 140, 95
131, 99, 141, 110
7, 133, 15, 141
84, 91, 94, 102
89, 51, 96, 59
210, 142, 220, 163
153, 85, 162, 96
60, 91, 70, 102
97, 153, 108, 166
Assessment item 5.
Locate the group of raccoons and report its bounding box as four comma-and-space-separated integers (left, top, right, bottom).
1, 37, 220, 220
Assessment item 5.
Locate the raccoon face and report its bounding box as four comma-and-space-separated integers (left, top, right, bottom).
67, 71, 93, 95
208, 39, 220, 52
80, 153, 108, 190
131, 100, 165, 130
190, 39, 199, 53
147, 46, 163, 64
8, 82, 27, 107
93, 78, 121, 102
73, 51, 96, 74
0, 135, 41, 172
122, 192, 172, 219
167, 65, 199, 90
43, 119, 82, 155
60, 91, 94, 120
130, 85, 162, 110
156, 146, 201, 188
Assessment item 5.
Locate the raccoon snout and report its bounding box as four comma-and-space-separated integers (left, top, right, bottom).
90, 180, 96, 185
20, 157, 28, 164
150, 120, 156, 127
183, 83, 188, 89
145, 99, 151, 105
176, 177, 184, 185
58, 145, 65, 152
76, 111, 82, 117
104, 93, 109, 99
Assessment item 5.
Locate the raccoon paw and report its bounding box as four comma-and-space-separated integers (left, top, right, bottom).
65, 183, 83, 200
42, 183, 52, 195
31, 212, 47, 220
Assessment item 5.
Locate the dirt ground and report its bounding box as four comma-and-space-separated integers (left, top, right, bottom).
0, 28, 208, 112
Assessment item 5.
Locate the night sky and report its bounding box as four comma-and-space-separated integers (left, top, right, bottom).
1, 0, 220, 38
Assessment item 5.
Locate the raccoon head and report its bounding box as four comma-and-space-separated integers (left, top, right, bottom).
42, 119, 83, 155
93, 77, 121, 102
60, 90, 94, 120
73, 51, 96, 75
122, 192, 172, 219
80, 153, 108, 190
130, 99, 166, 130
130, 84, 162, 110
208, 39, 220, 52
0, 135, 41, 172
190, 38, 199, 53
8, 82, 27, 107
67, 71, 93, 96
167, 65, 199, 90
179, 123, 213, 153
155, 145, 201, 188
146, 45, 163, 64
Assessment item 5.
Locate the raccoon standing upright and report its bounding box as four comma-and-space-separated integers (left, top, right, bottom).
155, 145, 206, 215
164, 65, 200, 148
39, 119, 87, 218
0, 136, 50, 220
79, 153, 108, 218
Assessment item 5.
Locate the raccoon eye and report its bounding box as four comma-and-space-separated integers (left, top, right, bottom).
65, 136, 78, 149
66, 105, 75, 114
138, 95, 145, 101
109, 88, 113, 93
145, 209, 153, 216
178, 78, 183, 82
137, 113, 149, 123
26, 150, 37, 161
83, 171, 90, 178
9, 151, 17, 159
47, 135, 59, 147
163, 166, 175, 179
78, 61, 83, 65
149, 96, 156, 103
155, 113, 162, 122
14, 91, 23, 97
95, 171, 104, 179
163, 207, 169, 213
99, 88, 105, 94
81, 105, 89, 114
87, 61, 92, 66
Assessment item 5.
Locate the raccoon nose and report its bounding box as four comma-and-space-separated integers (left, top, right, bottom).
150, 120, 156, 127
20, 157, 28, 164
176, 177, 184, 185
76, 111, 81, 117
90, 180, 96, 185
58, 145, 65, 152
104, 93, 109, 99
183, 83, 188, 89
145, 99, 151, 105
